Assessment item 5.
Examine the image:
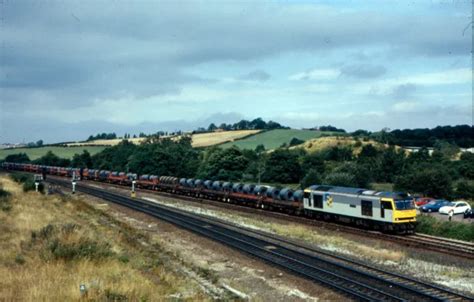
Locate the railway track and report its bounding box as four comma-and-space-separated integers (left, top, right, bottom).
75, 178, 474, 260
48, 177, 473, 301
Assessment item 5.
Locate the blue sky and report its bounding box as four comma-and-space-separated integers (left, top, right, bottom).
0, 0, 472, 143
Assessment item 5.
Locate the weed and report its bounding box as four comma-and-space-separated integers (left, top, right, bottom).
416, 215, 474, 242
0, 184, 12, 211
15, 254, 26, 265
104, 289, 128, 301
48, 238, 114, 261
37, 224, 55, 240
118, 254, 130, 263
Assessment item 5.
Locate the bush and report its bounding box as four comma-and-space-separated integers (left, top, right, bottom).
15, 254, 26, 265
301, 169, 322, 189
323, 172, 357, 187
454, 180, 474, 200
394, 165, 453, 199
48, 239, 113, 261
10, 172, 30, 184
32, 224, 113, 261
289, 137, 305, 146
0, 185, 12, 212
416, 215, 474, 241
22, 180, 44, 193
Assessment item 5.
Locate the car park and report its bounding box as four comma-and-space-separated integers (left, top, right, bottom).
414, 197, 435, 207
420, 200, 452, 213
439, 201, 471, 215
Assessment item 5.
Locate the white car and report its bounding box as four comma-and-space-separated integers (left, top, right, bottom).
439, 201, 471, 215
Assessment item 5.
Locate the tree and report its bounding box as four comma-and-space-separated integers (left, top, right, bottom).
34, 151, 70, 166
301, 153, 325, 175
36, 140, 44, 147
394, 165, 453, 198
197, 147, 249, 181
301, 169, 322, 189
207, 123, 217, 132
458, 152, 474, 179
352, 129, 371, 137
72, 150, 93, 168
323, 172, 357, 187
358, 144, 379, 159
289, 137, 305, 146
454, 180, 474, 200
379, 146, 406, 183
322, 146, 353, 161
127, 137, 200, 177
255, 144, 265, 154
5, 153, 30, 163
432, 141, 459, 160
262, 149, 302, 183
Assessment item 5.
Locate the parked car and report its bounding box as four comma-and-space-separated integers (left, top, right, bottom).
439, 201, 471, 215
464, 208, 474, 219
420, 200, 452, 213
415, 197, 435, 207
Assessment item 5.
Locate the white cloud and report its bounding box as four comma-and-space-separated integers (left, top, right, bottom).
289, 68, 340, 81
390, 68, 472, 86
391, 101, 420, 112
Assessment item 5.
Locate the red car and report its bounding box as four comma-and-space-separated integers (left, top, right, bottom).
415, 197, 435, 207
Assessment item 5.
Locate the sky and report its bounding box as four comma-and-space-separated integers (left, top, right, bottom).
0, 0, 472, 143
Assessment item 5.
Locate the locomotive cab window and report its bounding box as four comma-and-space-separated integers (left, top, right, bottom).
381, 201, 393, 210
361, 200, 373, 216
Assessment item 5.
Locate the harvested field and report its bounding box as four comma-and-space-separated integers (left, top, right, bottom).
66, 130, 260, 148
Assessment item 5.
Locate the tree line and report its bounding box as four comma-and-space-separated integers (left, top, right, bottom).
4, 136, 473, 201
353, 125, 473, 148
194, 118, 288, 133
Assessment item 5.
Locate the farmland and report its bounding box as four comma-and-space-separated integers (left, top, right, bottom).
66, 130, 261, 148
220, 129, 336, 150
191, 130, 261, 147
0, 146, 106, 160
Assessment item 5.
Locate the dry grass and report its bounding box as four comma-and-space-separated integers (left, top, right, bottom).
0, 175, 208, 301
190, 130, 261, 148
291, 136, 398, 155
67, 137, 148, 146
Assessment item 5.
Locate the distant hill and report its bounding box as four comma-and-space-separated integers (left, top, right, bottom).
291, 136, 391, 155
66, 130, 261, 148
220, 129, 338, 150
0, 146, 106, 160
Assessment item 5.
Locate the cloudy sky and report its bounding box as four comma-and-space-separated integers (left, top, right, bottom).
0, 0, 472, 143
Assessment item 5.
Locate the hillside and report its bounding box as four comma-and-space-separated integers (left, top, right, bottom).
220, 129, 336, 150
190, 130, 261, 147
0, 146, 106, 160
67, 130, 261, 148
291, 136, 391, 154
0, 175, 208, 300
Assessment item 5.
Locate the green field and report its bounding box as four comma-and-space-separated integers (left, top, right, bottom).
220, 129, 334, 150
0, 146, 107, 160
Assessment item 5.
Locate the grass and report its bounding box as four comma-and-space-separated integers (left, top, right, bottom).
0, 175, 209, 301
220, 129, 335, 150
0, 146, 106, 160
416, 215, 474, 242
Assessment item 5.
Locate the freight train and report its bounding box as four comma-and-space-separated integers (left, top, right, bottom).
1, 162, 417, 233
